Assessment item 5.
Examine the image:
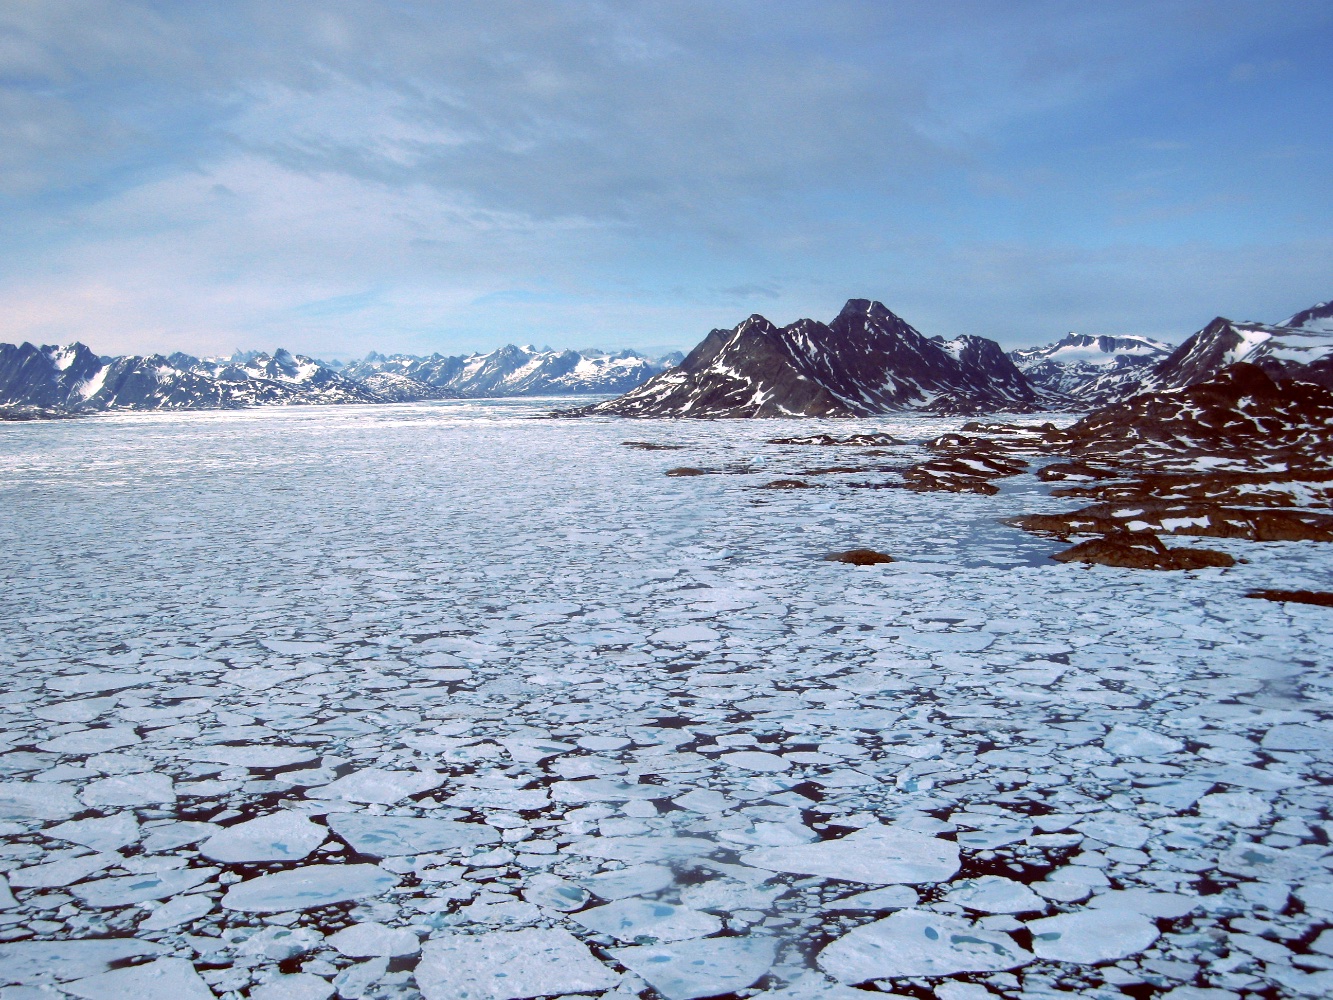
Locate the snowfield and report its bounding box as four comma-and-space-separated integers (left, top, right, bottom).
1, 399, 1331, 999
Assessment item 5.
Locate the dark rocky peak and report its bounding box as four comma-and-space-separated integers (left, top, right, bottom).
1282, 299, 1333, 330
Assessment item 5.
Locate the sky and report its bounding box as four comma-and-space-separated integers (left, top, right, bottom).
1, 1, 1331, 360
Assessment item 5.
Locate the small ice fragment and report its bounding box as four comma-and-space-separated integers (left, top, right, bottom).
251, 973, 335, 1000
719, 751, 790, 773
651, 625, 719, 644
1075, 816, 1150, 849
222, 864, 400, 912
332, 956, 388, 999
1026, 909, 1158, 963
1089, 889, 1200, 919
0, 939, 165, 986
578, 863, 674, 900
743, 824, 959, 884
1102, 725, 1181, 757
237, 925, 325, 960
201, 811, 327, 863
824, 885, 918, 911
523, 873, 590, 911
138, 893, 215, 930
572, 898, 722, 942
59, 957, 212, 1000
954, 823, 1032, 851
611, 936, 776, 1000
81, 772, 176, 807
416, 928, 618, 1000
307, 768, 443, 804
47, 673, 154, 695
327, 813, 499, 856
0, 782, 81, 820
181, 745, 319, 768
47, 813, 141, 852
817, 909, 1032, 982
74, 867, 217, 907
672, 789, 730, 813
945, 876, 1044, 914
9, 852, 119, 889
327, 922, 420, 958
38, 728, 139, 754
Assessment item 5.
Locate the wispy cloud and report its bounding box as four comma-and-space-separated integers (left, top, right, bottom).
0, 1, 1329, 356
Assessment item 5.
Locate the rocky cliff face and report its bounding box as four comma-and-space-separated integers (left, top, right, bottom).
578, 299, 1043, 418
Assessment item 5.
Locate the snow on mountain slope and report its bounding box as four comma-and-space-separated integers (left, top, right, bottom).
577, 299, 1044, 418
0, 342, 676, 413
1149, 313, 1333, 391
344, 345, 673, 397
1281, 299, 1333, 333
1009, 333, 1173, 405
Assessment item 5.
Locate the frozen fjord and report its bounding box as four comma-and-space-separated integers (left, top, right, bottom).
0, 399, 1331, 1000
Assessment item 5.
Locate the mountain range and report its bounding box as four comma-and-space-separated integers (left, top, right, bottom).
0, 343, 681, 415
2, 297, 1329, 418
576, 296, 1332, 418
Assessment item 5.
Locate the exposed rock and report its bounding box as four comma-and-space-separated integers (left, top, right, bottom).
573, 299, 1043, 418
824, 549, 894, 566
768, 433, 899, 447
1245, 589, 1333, 607
761, 480, 813, 489
1052, 534, 1235, 570
665, 467, 706, 477
1014, 502, 1333, 543
623, 441, 684, 450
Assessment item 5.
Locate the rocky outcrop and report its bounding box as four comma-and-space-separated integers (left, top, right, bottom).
573, 300, 1043, 418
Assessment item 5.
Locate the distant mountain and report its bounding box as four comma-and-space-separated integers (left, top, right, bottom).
0, 341, 677, 414
1005, 296, 1333, 401
1148, 312, 1333, 391
344, 345, 675, 397
1009, 333, 1173, 406
1282, 299, 1333, 333
574, 299, 1044, 417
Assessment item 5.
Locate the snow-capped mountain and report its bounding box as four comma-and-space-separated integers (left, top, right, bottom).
343, 345, 675, 397
1149, 312, 1333, 391
1282, 299, 1333, 333
0, 343, 383, 412
575, 299, 1043, 418
1009, 333, 1173, 405
0, 341, 676, 414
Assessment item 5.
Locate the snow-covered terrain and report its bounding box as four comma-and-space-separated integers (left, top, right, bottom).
1, 402, 1331, 999
0, 344, 678, 415
1009, 334, 1173, 405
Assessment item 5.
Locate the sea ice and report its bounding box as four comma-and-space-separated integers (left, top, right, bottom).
251, 973, 335, 1000
37, 728, 140, 754
328, 921, 420, 958
817, 909, 1032, 982
611, 936, 776, 1000
327, 813, 499, 856
944, 876, 1044, 914
222, 864, 400, 912
415, 928, 619, 1000
743, 824, 959, 884
59, 957, 213, 1000
73, 866, 217, 906
572, 898, 723, 942
1027, 909, 1159, 963
201, 811, 327, 862
81, 772, 176, 806
139, 892, 215, 930
0, 939, 166, 985
578, 863, 675, 900
47, 813, 141, 852
307, 768, 443, 804
0, 781, 81, 820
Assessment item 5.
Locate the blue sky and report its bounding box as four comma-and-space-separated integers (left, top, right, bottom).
1, 2, 1330, 359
